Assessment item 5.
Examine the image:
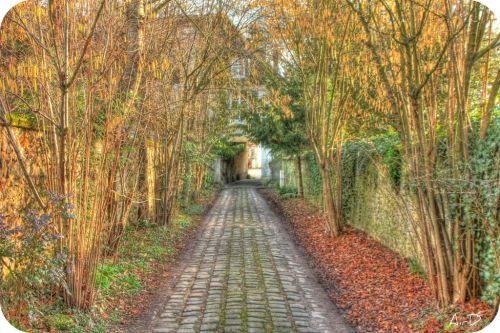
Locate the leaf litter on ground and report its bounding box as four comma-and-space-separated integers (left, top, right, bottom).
263, 192, 495, 333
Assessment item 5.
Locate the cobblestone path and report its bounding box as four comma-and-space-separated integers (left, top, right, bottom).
153, 183, 353, 333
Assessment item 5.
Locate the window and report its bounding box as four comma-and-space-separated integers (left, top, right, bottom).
231, 59, 245, 79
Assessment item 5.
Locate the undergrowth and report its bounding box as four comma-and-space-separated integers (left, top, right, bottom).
3, 192, 216, 332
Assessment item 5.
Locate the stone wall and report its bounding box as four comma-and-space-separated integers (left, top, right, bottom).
345, 161, 420, 262
269, 158, 303, 189
277, 154, 423, 265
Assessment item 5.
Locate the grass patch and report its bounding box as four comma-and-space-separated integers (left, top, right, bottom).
183, 203, 205, 216
23, 302, 110, 333
70, 311, 109, 333
176, 215, 192, 228
408, 258, 426, 279
24, 213, 199, 332
97, 218, 195, 296
95, 263, 142, 296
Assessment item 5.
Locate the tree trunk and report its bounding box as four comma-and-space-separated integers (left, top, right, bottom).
192, 165, 205, 202
480, 68, 500, 139
182, 161, 192, 207
118, 0, 145, 99
319, 165, 341, 237
136, 139, 148, 221
296, 156, 304, 198
104, 195, 133, 257
161, 114, 184, 225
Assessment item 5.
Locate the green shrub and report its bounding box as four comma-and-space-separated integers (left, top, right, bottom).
0, 205, 67, 318
120, 274, 142, 295
277, 185, 298, 198
145, 245, 167, 260
372, 134, 403, 190
70, 311, 108, 333
134, 218, 155, 228
213, 141, 245, 160
95, 263, 142, 295
47, 314, 75, 331
177, 217, 191, 228
95, 264, 127, 292
408, 259, 426, 279
183, 203, 204, 216
281, 192, 297, 199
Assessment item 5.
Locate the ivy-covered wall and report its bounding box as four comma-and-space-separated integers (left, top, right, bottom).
297, 150, 421, 265
276, 127, 500, 305
302, 153, 323, 207
341, 154, 419, 262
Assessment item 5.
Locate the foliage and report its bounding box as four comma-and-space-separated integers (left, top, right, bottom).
200, 173, 223, 196
298, 135, 404, 230
3, 113, 36, 129
242, 70, 308, 157
276, 185, 298, 199
372, 134, 403, 190
95, 264, 142, 295
467, 118, 500, 305
177, 216, 192, 228
47, 313, 75, 331
0, 0, 498, 327
303, 153, 323, 205
0, 204, 67, 323
182, 140, 210, 167
183, 203, 205, 216
409, 259, 427, 280
212, 140, 245, 160
340, 141, 371, 220
67, 311, 108, 333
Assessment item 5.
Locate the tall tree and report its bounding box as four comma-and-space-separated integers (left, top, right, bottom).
346, 0, 500, 306
261, 0, 362, 236
242, 68, 309, 197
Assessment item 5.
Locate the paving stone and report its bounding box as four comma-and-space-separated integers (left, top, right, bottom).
152, 184, 353, 333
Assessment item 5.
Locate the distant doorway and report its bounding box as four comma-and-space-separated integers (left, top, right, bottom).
247, 142, 262, 179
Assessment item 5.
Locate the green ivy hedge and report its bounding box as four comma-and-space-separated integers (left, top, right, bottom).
298, 124, 499, 305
